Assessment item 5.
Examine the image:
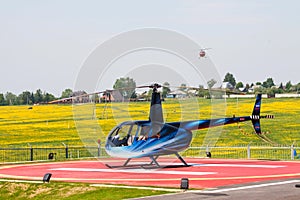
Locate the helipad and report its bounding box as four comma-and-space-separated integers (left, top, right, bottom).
1, 158, 300, 189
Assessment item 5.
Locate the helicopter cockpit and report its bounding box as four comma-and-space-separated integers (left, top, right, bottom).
107, 121, 162, 147
108, 121, 148, 147
108, 123, 136, 147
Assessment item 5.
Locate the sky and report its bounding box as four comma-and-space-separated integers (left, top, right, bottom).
0, 0, 299, 96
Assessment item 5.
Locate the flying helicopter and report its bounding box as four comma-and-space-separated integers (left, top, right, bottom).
198, 48, 211, 58
50, 84, 274, 168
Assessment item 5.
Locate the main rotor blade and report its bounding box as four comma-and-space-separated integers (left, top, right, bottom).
168, 85, 245, 95
48, 83, 163, 104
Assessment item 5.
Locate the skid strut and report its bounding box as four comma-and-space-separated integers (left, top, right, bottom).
106, 153, 189, 168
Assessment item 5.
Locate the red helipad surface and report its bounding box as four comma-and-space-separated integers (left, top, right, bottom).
1, 158, 300, 189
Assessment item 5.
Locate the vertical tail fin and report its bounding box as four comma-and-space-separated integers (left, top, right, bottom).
149, 84, 164, 137
149, 90, 163, 123
252, 94, 262, 116
251, 94, 262, 134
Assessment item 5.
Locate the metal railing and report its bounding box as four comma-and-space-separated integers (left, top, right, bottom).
0, 145, 299, 164
0, 146, 110, 164
182, 145, 300, 160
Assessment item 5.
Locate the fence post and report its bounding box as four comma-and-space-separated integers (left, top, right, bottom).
28, 143, 33, 161
66, 145, 68, 159
98, 143, 101, 158
247, 144, 251, 159
62, 143, 68, 159
30, 147, 33, 161
97, 139, 101, 158
205, 145, 212, 158
291, 144, 295, 160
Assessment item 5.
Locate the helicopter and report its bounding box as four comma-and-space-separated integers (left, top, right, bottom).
50, 84, 273, 168
198, 48, 211, 58
104, 84, 274, 168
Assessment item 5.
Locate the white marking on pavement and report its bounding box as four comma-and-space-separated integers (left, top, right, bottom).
90, 184, 183, 192
51, 167, 216, 176
202, 180, 300, 193
193, 164, 285, 168
0, 179, 42, 184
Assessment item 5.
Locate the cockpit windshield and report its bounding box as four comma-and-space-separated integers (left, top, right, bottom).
108, 123, 138, 147
107, 122, 164, 147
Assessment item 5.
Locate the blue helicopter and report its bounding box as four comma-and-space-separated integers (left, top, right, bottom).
104, 84, 274, 168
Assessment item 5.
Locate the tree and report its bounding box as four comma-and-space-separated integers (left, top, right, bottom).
18, 91, 31, 105
113, 77, 136, 99
29, 92, 35, 104
296, 83, 300, 93
197, 85, 208, 97
0, 90, 57, 105
61, 88, 73, 98
285, 81, 292, 91
235, 82, 244, 89
44, 92, 56, 103
266, 88, 276, 98
279, 83, 283, 89
223, 72, 236, 87
34, 89, 43, 103
5, 92, 17, 105
262, 78, 275, 88
162, 82, 171, 98
0, 93, 6, 105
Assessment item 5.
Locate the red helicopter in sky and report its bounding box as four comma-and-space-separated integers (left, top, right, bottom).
199, 48, 211, 58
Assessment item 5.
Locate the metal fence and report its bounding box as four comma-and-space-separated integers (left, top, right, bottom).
0, 145, 299, 164
0, 146, 110, 164
183, 145, 300, 160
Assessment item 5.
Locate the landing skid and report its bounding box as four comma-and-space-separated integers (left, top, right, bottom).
105, 153, 190, 169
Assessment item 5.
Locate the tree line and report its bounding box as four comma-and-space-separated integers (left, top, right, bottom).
1, 73, 299, 105
222, 72, 300, 96
0, 89, 73, 106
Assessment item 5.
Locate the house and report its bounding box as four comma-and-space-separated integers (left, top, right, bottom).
248, 85, 264, 93
166, 90, 187, 98
222, 82, 234, 89
101, 90, 124, 102
71, 91, 89, 103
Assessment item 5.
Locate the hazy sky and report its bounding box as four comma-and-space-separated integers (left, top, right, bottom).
1, 0, 299, 96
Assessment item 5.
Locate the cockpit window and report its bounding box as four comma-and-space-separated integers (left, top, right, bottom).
118, 125, 131, 139
109, 124, 138, 147
131, 125, 138, 136
137, 125, 150, 140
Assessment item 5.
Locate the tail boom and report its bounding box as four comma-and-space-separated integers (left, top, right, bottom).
169, 94, 273, 134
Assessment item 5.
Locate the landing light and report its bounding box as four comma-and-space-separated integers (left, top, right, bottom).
43, 173, 52, 183
180, 178, 189, 190
206, 151, 212, 158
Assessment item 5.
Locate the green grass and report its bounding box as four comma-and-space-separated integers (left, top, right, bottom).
0, 181, 170, 200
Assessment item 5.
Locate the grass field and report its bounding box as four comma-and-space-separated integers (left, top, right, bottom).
0, 181, 169, 200
0, 97, 300, 148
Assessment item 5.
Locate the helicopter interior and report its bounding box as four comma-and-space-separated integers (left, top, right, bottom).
109, 122, 163, 147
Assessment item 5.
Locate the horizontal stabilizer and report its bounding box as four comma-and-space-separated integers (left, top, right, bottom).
261, 115, 275, 119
